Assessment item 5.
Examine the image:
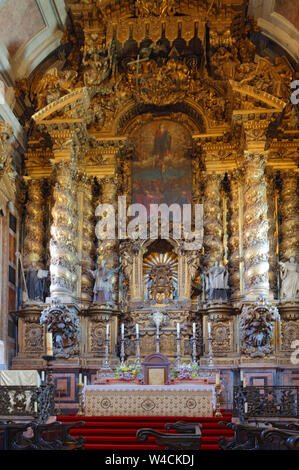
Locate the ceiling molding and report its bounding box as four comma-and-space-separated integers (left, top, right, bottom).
0, 0, 68, 82
249, 0, 299, 62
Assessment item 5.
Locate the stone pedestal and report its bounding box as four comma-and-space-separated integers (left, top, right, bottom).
82, 305, 120, 368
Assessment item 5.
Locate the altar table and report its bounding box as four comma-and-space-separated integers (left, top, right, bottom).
83, 383, 216, 417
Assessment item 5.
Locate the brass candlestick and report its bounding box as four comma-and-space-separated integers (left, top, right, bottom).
42, 355, 56, 385
77, 383, 85, 416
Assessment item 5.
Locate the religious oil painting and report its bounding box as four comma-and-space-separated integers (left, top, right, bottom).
131, 120, 192, 212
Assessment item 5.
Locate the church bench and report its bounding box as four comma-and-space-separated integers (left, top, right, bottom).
164, 420, 202, 434
136, 420, 202, 450
218, 422, 299, 450
0, 420, 85, 450
0, 421, 36, 450
40, 421, 86, 450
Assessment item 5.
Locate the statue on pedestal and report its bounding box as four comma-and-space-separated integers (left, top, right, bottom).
279, 257, 299, 300
205, 261, 229, 302
23, 255, 48, 303
89, 261, 119, 306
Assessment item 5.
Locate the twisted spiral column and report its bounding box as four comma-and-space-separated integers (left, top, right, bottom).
243, 152, 270, 299
49, 162, 78, 302
203, 173, 224, 268
279, 170, 299, 262
265, 167, 279, 297
227, 170, 242, 299
23, 179, 44, 268
80, 176, 95, 302
95, 176, 119, 304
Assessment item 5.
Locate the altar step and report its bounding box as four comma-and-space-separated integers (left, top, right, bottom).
58, 414, 234, 451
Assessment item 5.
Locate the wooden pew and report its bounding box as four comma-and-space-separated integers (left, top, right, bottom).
218, 422, 299, 450
0, 420, 85, 450
136, 420, 202, 450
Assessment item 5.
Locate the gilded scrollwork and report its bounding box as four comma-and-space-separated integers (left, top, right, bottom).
239, 297, 280, 358
126, 58, 191, 106
40, 300, 80, 358
0, 121, 15, 184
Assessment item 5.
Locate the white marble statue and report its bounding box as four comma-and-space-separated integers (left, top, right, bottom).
279, 256, 299, 300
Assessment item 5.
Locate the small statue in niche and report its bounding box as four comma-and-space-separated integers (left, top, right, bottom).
205, 261, 229, 302
279, 256, 299, 300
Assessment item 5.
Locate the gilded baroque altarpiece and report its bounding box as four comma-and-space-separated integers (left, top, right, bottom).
5, 0, 298, 379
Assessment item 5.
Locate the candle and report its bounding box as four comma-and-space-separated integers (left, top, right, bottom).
240, 370, 244, 381
244, 402, 248, 413
176, 323, 180, 337
136, 324, 139, 338
41, 371, 45, 382
156, 323, 159, 338
79, 373, 82, 385
207, 321, 211, 337
46, 333, 53, 356
216, 373, 220, 385
243, 378, 246, 388
106, 324, 109, 338
84, 375, 87, 387
34, 401, 38, 413
121, 323, 124, 339
193, 322, 196, 337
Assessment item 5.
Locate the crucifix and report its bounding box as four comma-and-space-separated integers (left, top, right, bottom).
152, 310, 164, 353
127, 54, 149, 92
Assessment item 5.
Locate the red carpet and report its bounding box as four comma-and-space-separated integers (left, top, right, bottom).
58, 413, 234, 450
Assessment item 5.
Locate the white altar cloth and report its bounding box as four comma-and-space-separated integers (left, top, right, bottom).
83, 383, 216, 417
0, 370, 40, 386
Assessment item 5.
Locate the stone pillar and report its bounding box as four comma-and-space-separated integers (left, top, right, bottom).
202, 172, 224, 268
279, 170, 299, 262
243, 151, 270, 299
49, 161, 78, 303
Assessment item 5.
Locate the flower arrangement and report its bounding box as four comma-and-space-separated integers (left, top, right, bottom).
170, 363, 200, 380
114, 362, 142, 381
